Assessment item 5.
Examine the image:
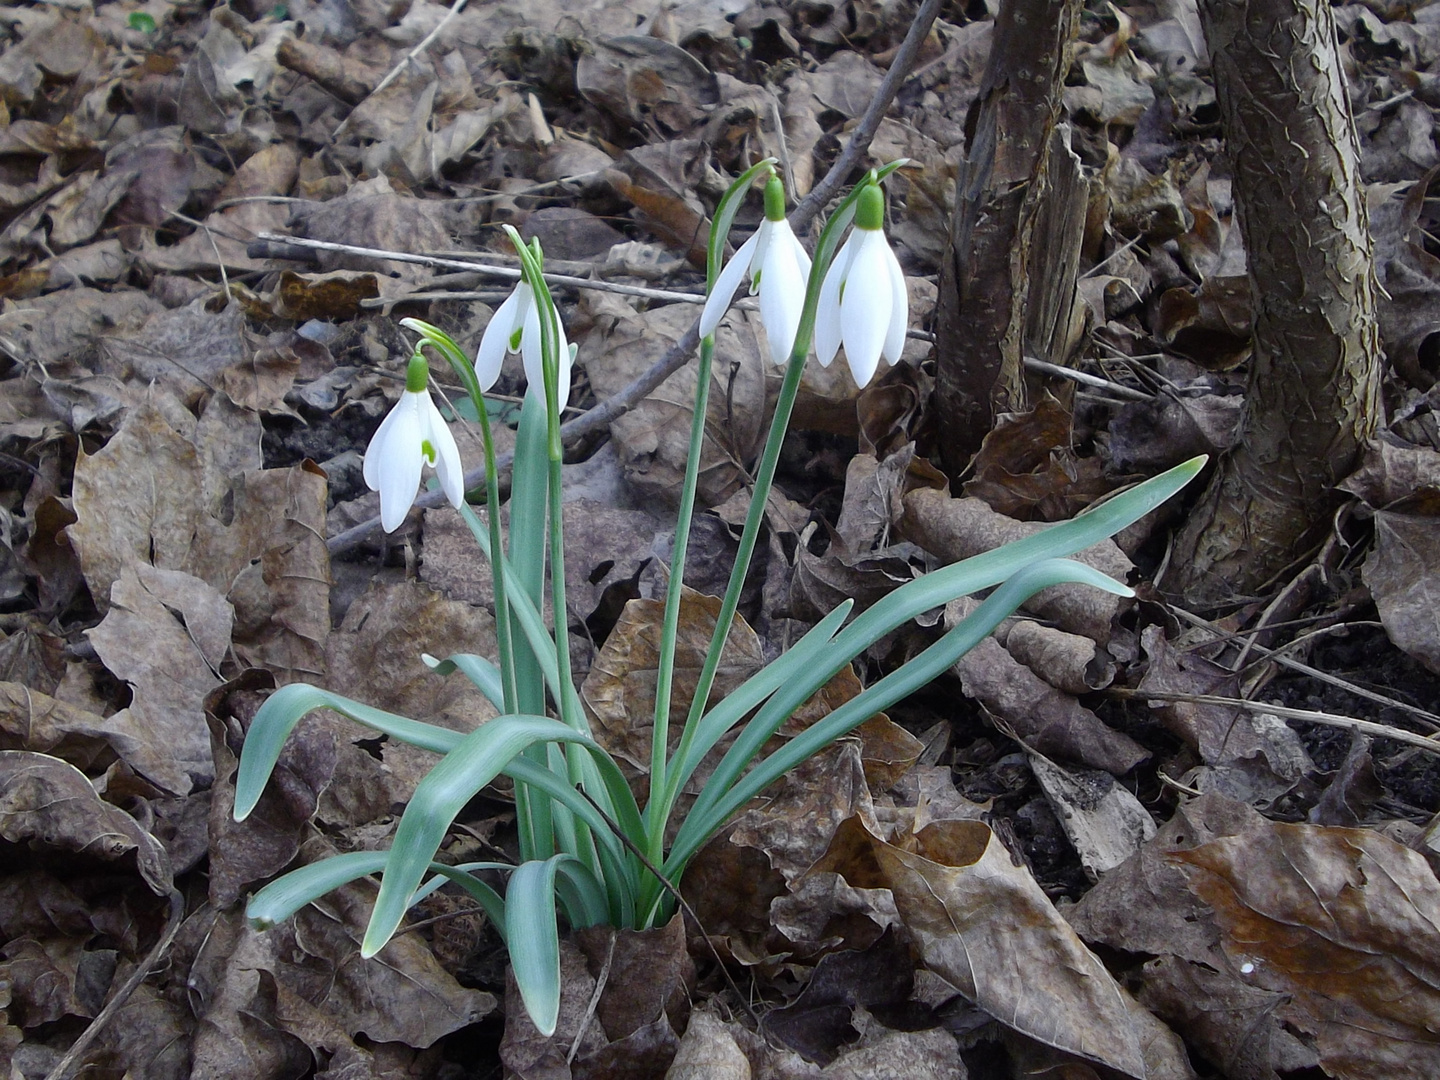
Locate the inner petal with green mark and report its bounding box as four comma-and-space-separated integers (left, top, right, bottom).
422, 439, 437, 464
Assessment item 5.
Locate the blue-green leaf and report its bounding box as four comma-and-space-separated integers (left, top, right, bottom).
234, 685, 460, 821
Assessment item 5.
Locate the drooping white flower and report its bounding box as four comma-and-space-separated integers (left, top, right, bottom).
814, 184, 908, 388
699, 174, 812, 365
363, 351, 465, 532
475, 280, 572, 408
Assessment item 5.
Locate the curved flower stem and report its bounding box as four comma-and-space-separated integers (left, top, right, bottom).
653, 167, 905, 847
398, 319, 518, 714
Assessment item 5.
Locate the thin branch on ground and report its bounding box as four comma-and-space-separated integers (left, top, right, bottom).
1109, 688, 1440, 755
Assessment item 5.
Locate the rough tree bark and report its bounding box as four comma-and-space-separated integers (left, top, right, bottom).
1165, 0, 1383, 604
934, 0, 1086, 476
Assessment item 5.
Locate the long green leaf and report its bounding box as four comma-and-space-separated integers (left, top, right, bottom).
361, 715, 627, 957
246, 851, 510, 938
234, 685, 460, 821
506, 856, 571, 1036
424, 653, 505, 712
667, 558, 1133, 873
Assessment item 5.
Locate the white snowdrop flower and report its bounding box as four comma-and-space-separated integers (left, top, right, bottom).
475, 279, 573, 407
700, 174, 812, 365
814, 183, 908, 388
363, 351, 465, 532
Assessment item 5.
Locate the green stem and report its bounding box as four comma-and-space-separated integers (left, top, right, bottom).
644, 333, 716, 856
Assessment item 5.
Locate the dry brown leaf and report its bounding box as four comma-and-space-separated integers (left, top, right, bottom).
577, 36, 719, 134
667, 1009, 751, 1080
952, 630, 1148, 775
1137, 626, 1312, 802
287, 176, 454, 284
583, 292, 772, 508
0, 750, 170, 895
582, 588, 763, 777
962, 396, 1114, 522
1173, 820, 1440, 1080
1025, 749, 1156, 878
206, 680, 340, 909
1000, 618, 1115, 694
606, 141, 711, 264
0, 682, 118, 773
812, 815, 1160, 1079
575, 915, 693, 1043
87, 562, 232, 795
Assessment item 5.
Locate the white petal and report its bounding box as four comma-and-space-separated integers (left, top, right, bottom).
521, 296, 572, 409
881, 239, 908, 366
839, 231, 892, 388
363, 392, 407, 491
475, 286, 525, 390
758, 232, 805, 366
748, 220, 774, 295
521, 297, 544, 396
421, 393, 466, 508
699, 231, 759, 338
786, 226, 812, 287
375, 394, 425, 532
554, 317, 572, 408
814, 231, 855, 367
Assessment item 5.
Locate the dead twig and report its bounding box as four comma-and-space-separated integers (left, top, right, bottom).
45, 888, 185, 1080
1169, 606, 1440, 733
330, 0, 469, 141
1110, 687, 1440, 756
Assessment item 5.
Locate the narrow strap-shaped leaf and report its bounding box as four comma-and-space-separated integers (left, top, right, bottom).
425, 653, 505, 712
361, 715, 621, 957
661, 601, 852, 819
506, 856, 572, 1036
246, 851, 510, 938
234, 685, 461, 821
552, 856, 611, 929
668, 559, 1134, 872
502, 756, 637, 927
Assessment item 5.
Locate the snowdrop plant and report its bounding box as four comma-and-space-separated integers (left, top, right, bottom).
233, 164, 1204, 1037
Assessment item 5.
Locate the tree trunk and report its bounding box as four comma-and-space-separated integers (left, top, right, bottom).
1165, 0, 1383, 604
934, 0, 1085, 477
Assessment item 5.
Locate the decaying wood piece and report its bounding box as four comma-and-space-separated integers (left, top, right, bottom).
1166, 0, 1383, 604
934, 0, 1086, 475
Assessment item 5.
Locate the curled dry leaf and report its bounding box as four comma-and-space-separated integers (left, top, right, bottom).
666, 1008, 750, 1080
0, 750, 170, 895
999, 618, 1116, 695
962, 396, 1114, 522
951, 627, 1148, 775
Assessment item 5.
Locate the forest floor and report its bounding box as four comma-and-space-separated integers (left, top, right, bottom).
2, 1, 1440, 1078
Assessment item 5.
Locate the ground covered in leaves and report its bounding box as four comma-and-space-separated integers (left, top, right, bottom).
3, 0, 1440, 1078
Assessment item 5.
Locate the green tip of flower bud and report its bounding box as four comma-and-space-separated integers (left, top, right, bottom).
764, 174, 786, 221
405, 350, 429, 393
855, 184, 885, 231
